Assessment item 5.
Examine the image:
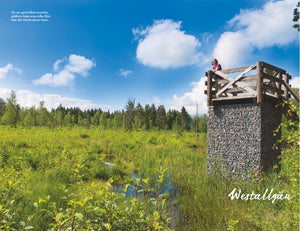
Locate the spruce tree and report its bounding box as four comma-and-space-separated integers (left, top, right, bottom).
155, 105, 167, 130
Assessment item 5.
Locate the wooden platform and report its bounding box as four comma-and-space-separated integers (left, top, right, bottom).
204, 61, 299, 106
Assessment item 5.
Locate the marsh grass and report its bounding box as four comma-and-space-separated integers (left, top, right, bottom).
0, 126, 298, 230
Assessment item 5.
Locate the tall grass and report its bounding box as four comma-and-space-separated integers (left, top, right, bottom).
0, 126, 298, 230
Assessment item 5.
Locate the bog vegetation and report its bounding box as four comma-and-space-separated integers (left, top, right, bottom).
0, 91, 299, 230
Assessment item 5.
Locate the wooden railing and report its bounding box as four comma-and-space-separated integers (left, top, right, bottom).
205, 61, 299, 106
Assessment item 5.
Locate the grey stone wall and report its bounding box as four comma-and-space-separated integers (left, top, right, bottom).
207, 100, 281, 177
261, 100, 282, 171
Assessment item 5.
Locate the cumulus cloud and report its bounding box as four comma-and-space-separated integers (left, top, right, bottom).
53, 58, 66, 72
0, 88, 109, 111
133, 19, 203, 69
0, 63, 22, 79
0, 88, 12, 99
213, 0, 298, 68
42, 94, 109, 111
16, 90, 42, 108
152, 97, 161, 106
33, 54, 95, 87
118, 69, 132, 77
166, 77, 207, 115
290, 77, 300, 89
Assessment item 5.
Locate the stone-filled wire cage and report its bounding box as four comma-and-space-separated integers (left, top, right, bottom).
204, 61, 299, 177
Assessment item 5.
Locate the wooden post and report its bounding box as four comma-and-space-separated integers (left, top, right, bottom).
206, 71, 213, 106
256, 62, 263, 103
282, 81, 300, 102
283, 74, 289, 99
275, 73, 282, 99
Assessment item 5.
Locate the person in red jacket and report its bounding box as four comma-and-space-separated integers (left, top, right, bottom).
211, 59, 223, 80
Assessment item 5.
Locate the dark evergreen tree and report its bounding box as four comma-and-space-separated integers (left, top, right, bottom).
125, 98, 135, 130
166, 109, 179, 130
135, 103, 144, 130
144, 104, 151, 130
149, 104, 156, 129
155, 105, 167, 130
181, 106, 192, 131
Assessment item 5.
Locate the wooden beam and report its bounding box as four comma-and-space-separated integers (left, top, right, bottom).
204, 90, 216, 95
226, 87, 247, 94
217, 79, 229, 84
226, 86, 256, 94
222, 65, 254, 74
216, 65, 257, 97
262, 73, 284, 84
263, 84, 284, 95
261, 62, 286, 74
275, 73, 282, 98
206, 71, 213, 106
282, 80, 300, 102
256, 62, 263, 103
283, 74, 289, 98
212, 95, 256, 101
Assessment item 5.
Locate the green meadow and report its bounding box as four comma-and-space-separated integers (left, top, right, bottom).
0, 116, 299, 230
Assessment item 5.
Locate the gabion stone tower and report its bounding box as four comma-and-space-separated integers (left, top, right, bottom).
205, 62, 297, 177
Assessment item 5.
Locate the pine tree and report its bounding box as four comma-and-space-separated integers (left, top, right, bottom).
149, 104, 156, 129
144, 104, 151, 130
135, 103, 144, 130
155, 105, 167, 130
125, 98, 135, 130
181, 106, 192, 131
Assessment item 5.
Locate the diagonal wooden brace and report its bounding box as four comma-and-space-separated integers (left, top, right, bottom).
215, 65, 257, 97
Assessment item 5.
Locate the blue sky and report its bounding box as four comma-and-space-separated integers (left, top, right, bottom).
0, 0, 299, 114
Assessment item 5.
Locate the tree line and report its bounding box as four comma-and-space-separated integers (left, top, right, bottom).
0, 91, 207, 132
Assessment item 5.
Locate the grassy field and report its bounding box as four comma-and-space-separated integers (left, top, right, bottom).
0, 126, 298, 230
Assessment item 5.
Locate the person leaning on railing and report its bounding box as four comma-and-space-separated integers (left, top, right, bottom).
211, 59, 223, 80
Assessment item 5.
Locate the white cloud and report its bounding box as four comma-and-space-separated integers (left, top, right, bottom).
213, 0, 298, 68
0, 63, 22, 79
53, 58, 66, 72
134, 19, 203, 69
65, 54, 95, 76
118, 69, 132, 77
42, 94, 109, 111
0, 88, 12, 99
166, 77, 207, 115
33, 54, 95, 87
290, 77, 300, 89
152, 97, 161, 106
0, 88, 109, 111
16, 90, 42, 108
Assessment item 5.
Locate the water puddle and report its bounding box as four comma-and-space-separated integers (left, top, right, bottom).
110, 167, 180, 229
113, 170, 178, 198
